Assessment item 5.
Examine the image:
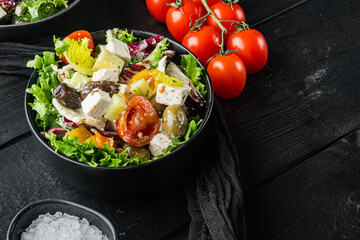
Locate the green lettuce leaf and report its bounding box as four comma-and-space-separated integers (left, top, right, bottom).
26, 51, 60, 130
16, 0, 68, 22
45, 132, 148, 168
106, 28, 138, 44
180, 54, 207, 96
165, 116, 203, 154
145, 38, 169, 69
53, 36, 69, 55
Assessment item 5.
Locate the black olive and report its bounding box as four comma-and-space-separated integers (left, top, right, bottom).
81, 81, 118, 99
52, 83, 83, 109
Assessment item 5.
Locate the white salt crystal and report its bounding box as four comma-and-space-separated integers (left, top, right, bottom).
21, 212, 109, 240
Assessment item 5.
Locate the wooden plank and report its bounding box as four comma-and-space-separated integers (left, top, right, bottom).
0, 137, 190, 240
218, 0, 360, 189
245, 129, 360, 240
242, 0, 310, 26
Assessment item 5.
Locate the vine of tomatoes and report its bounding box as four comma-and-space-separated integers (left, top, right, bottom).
146, 0, 268, 99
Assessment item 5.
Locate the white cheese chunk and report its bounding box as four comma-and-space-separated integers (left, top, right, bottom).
105, 37, 131, 63
15, 1, 25, 16
118, 84, 134, 100
149, 133, 171, 157
92, 68, 119, 83
52, 98, 105, 130
155, 83, 191, 106
0, 7, 7, 20
157, 56, 167, 72
81, 90, 111, 119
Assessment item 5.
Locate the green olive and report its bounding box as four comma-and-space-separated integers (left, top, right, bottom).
128, 146, 151, 159
149, 96, 164, 116
162, 105, 188, 139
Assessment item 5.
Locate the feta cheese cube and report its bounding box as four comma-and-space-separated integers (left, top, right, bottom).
92, 68, 119, 83
0, 7, 7, 20
81, 90, 111, 119
149, 133, 172, 156
15, 1, 26, 16
106, 37, 131, 63
63, 72, 91, 90
52, 98, 106, 130
118, 84, 134, 100
157, 56, 167, 72
155, 83, 191, 106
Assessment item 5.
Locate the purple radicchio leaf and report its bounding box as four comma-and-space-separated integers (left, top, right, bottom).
118, 60, 151, 83
62, 116, 81, 128
46, 127, 67, 138
129, 35, 165, 61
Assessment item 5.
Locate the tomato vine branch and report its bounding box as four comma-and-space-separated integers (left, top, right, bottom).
167, 0, 184, 14
201, 0, 227, 53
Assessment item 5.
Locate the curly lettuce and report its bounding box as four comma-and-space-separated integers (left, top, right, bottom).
106, 28, 138, 45
16, 0, 68, 22
26, 51, 60, 130
45, 132, 151, 167
180, 54, 206, 96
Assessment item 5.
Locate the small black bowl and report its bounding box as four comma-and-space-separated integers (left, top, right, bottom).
25, 29, 214, 199
7, 199, 117, 240
0, 0, 81, 42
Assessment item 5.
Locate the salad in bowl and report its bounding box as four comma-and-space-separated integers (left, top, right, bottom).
0, 0, 73, 24
26, 28, 209, 168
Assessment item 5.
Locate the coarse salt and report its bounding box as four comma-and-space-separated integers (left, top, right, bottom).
21, 212, 109, 240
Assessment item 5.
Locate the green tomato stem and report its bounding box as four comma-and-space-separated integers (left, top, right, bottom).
201, 0, 227, 54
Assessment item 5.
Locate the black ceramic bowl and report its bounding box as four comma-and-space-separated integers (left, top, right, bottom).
0, 0, 81, 42
7, 199, 117, 240
25, 29, 214, 199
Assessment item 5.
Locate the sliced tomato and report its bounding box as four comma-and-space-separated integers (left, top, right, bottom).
60, 30, 95, 64
117, 96, 160, 147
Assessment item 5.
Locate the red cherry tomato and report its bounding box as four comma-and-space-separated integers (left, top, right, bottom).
182, 25, 221, 67
60, 30, 95, 64
207, 2, 246, 41
207, 54, 246, 99
227, 29, 268, 74
166, 0, 206, 42
117, 96, 160, 147
146, 0, 175, 23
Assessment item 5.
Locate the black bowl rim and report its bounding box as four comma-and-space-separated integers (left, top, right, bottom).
25, 28, 214, 171
0, 0, 81, 28
6, 198, 117, 240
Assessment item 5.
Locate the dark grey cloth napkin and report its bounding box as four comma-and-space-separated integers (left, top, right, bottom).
0, 42, 247, 240
185, 101, 246, 240
0, 42, 52, 76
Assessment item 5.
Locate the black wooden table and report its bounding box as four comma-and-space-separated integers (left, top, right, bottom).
1, 0, 360, 239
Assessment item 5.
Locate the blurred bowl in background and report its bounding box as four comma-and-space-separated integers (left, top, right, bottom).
0, 0, 81, 42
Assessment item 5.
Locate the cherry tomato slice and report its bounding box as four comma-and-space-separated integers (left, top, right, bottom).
117, 96, 160, 147
60, 30, 95, 64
